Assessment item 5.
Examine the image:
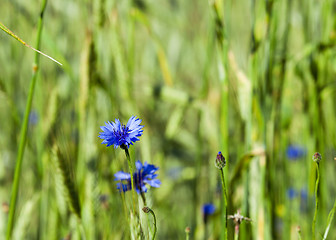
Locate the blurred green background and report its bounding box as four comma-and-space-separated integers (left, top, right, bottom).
1, 0, 336, 239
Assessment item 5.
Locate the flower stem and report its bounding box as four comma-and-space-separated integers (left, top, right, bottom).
185, 227, 190, 240
312, 163, 320, 240
143, 207, 157, 240
220, 168, 228, 240
124, 148, 137, 212
234, 224, 239, 240
6, 0, 48, 239
297, 226, 302, 240
140, 191, 147, 206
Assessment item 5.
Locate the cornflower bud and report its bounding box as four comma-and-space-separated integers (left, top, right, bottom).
215, 151, 226, 169
312, 152, 322, 164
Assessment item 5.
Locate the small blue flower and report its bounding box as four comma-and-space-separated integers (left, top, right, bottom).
286, 145, 306, 160
114, 160, 161, 194
287, 188, 297, 199
99, 116, 144, 149
202, 203, 216, 223
203, 203, 216, 215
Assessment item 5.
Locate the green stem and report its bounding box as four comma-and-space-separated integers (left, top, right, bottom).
185, 228, 190, 240
298, 227, 302, 240
312, 163, 320, 240
143, 207, 157, 240
6, 1, 48, 239
220, 168, 228, 240
234, 224, 239, 240
140, 191, 147, 206
124, 148, 136, 212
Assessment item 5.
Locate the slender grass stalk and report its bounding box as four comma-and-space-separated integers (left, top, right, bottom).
6, 1, 48, 239
220, 168, 228, 240
0, 22, 62, 65
142, 207, 157, 240
312, 162, 320, 240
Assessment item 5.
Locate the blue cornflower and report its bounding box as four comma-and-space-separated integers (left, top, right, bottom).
99, 116, 144, 149
287, 188, 297, 199
286, 145, 306, 160
202, 203, 216, 223
114, 160, 161, 193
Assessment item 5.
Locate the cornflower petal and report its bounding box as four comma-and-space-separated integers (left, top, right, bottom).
114, 171, 131, 180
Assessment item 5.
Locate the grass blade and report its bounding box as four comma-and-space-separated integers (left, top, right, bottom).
323, 199, 336, 240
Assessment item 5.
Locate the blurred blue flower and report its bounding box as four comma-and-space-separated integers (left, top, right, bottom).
29, 110, 39, 126
286, 145, 306, 160
99, 116, 144, 149
114, 160, 161, 193
202, 203, 216, 223
287, 188, 297, 199
203, 203, 216, 215
300, 188, 308, 200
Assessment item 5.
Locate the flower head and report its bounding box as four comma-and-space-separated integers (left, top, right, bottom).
287, 188, 297, 199
286, 145, 306, 160
99, 116, 144, 149
114, 160, 161, 194
202, 203, 216, 223
228, 210, 252, 225
215, 151, 226, 169
312, 152, 322, 164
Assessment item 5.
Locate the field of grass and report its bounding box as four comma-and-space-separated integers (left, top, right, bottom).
1, 0, 336, 239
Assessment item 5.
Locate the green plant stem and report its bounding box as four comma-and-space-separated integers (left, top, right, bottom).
185, 229, 190, 240
6, 1, 48, 239
220, 168, 228, 240
298, 227, 302, 240
312, 163, 320, 240
323, 199, 336, 239
124, 148, 136, 212
140, 191, 147, 206
234, 224, 239, 240
144, 207, 157, 240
